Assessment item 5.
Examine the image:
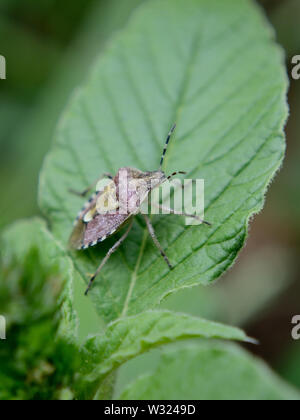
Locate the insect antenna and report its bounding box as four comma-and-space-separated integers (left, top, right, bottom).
159, 124, 176, 170
167, 171, 187, 180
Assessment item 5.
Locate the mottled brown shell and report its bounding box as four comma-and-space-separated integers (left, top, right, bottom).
69, 167, 165, 250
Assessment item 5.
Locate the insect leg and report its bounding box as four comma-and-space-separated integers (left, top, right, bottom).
85, 219, 133, 295
156, 204, 211, 226
143, 215, 173, 270
69, 173, 113, 197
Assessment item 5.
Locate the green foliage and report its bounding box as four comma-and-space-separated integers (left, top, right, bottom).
40, 0, 288, 325
0, 0, 145, 231
0, 219, 79, 400
78, 310, 251, 399
162, 245, 294, 326
0, 219, 256, 400
119, 343, 300, 400
1, 0, 297, 401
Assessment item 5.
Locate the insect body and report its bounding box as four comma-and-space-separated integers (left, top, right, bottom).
69, 125, 210, 295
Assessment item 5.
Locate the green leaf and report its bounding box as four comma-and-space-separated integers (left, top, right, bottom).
0, 219, 80, 399
78, 310, 252, 399
119, 342, 300, 400
39, 0, 288, 323
0, 218, 77, 337
0, 0, 145, 232
162, 245, 294, 326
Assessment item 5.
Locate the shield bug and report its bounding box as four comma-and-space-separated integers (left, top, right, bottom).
69, 124, 210, 295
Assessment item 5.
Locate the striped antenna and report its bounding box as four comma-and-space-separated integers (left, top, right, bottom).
159, 124, 176, 170
167, 171, 187, 180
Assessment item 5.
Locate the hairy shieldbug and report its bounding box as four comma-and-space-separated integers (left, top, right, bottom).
69, 125, 210, 295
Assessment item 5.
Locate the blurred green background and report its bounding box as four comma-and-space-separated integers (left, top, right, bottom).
0, 0, 299, 393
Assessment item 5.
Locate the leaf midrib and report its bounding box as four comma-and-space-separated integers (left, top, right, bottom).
121, 226, 148, 317
95, 11, 280, 317
119, 25, 204, 317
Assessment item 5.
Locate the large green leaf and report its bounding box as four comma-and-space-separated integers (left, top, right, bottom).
39, 0, 288, 323
162, 245, 294, 326
78, 309, 252, 398
119, 343, 300, 400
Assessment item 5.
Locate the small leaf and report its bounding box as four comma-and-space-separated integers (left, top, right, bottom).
78, 310, 252, 398
0, 218, 77, 337
39, 0, 288, 323
119, 343, 300, 400
0, 219, 80, 400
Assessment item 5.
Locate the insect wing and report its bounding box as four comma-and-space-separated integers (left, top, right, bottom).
82, 213, 131, 249
69, 181, 132, 249
69, 218, 86, 250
